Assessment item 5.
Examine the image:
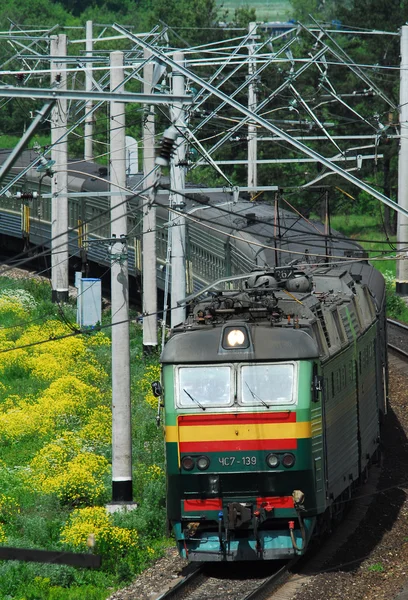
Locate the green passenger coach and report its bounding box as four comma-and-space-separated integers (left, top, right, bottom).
155, 263, 387, 562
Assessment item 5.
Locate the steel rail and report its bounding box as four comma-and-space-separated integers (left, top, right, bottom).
387, 318, 408, 359
242, 561, 295, 599
388, 344, 408, 359
387, 318, 408, 331
154, 566, 203, 600
154, 559, 296, 600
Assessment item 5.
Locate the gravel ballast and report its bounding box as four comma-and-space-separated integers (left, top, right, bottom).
293, 362, 408, 600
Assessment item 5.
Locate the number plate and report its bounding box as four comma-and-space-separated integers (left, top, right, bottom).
218, 456, 257, 467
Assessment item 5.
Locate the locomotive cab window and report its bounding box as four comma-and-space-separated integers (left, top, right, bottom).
176, 365, 233, 409
239, 362, 296, 407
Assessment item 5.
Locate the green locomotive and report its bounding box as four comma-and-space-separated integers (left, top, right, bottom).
156, 263, 387, 561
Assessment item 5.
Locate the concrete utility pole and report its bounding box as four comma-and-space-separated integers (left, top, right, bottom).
397, 25, 408, 295
51, 34, 69, 303
84, 20, 93, 161
170, 51, 187, 327
248, 22, 258, 195
142, 49, 158, 352
110, 51, 132, 503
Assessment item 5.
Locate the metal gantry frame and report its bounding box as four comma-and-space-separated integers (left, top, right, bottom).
0, 20, 401, 202
111, 22, 407, 218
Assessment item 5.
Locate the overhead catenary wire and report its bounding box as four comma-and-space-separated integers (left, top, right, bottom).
0, 23, 403, 274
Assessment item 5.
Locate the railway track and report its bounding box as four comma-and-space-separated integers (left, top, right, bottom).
387, 318, 408, 359
155, 561, 295, 600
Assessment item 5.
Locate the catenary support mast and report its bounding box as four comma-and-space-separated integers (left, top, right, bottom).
397, 25, 408, 294
142, 49, 158, 352
170, 51, 187, 327
110, 51, 132, 502
84, 20, 93, 161
248, 22, 257, 195
50, 34, 69, 303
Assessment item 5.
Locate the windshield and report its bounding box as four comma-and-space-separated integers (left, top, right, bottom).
240, 363, 295, 406
177, 365, 232, 408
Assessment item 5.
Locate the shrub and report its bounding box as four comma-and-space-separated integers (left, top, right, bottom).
78, 406, 112, 451
0, 493, 20, 523
0, 289, 37, 312
0, 523, 7, 543
383, 271, 408, 321
60, 507, 140, 572
134, 363, 161, 408
0, 376, 106, 442
26, 434, 110, 505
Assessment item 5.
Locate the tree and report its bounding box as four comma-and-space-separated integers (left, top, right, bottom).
135, 0, 220, 44
233, 5, 257, 28
0, 0, 74, 28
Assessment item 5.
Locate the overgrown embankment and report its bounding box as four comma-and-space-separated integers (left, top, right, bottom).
0, 276, 167, 600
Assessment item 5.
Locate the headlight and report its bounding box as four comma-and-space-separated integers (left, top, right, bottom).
282, 453, 295, 468
181, 456, 195, 471
222, 326, 249, 349
227, 329, 245, 346
196, 456, 210, 470
266, 453, 280, 468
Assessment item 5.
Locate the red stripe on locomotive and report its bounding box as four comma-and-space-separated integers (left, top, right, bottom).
178, 412, 296, 426
179, 438, 298, 452
256, 496, 294, 509
183, 499, 223, 512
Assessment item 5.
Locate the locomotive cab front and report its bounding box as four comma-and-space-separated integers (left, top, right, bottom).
161, 322, 322, 562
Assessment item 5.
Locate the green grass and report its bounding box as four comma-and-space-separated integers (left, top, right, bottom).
0, 135, 50, 150
330, 214, 397, 278
217, 0, 293, 22
368, 562, 385, 573
330, 214, 408, 322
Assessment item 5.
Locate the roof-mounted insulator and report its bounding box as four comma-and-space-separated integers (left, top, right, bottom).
15, 191, 38, 201
155, 126, 178, 167
36, 155, 55, 176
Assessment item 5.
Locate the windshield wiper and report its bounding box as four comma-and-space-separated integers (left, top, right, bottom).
245, 382, 270, 409
183, 388, 206, 411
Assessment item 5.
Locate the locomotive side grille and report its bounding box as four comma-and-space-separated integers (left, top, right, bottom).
349, 306, 360, 334
315, 306, 331, 348
339, 307, 354, 341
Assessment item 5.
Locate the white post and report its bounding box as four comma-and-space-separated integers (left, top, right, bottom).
170, 51, 187, 327
397, 25, 408, 295
142, 49, 158, 352
125, 136, 138, 176
51, 34, 69, 303
248, 22, 257, 196
110, 51, 132, 503
84, 20, 93, 161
